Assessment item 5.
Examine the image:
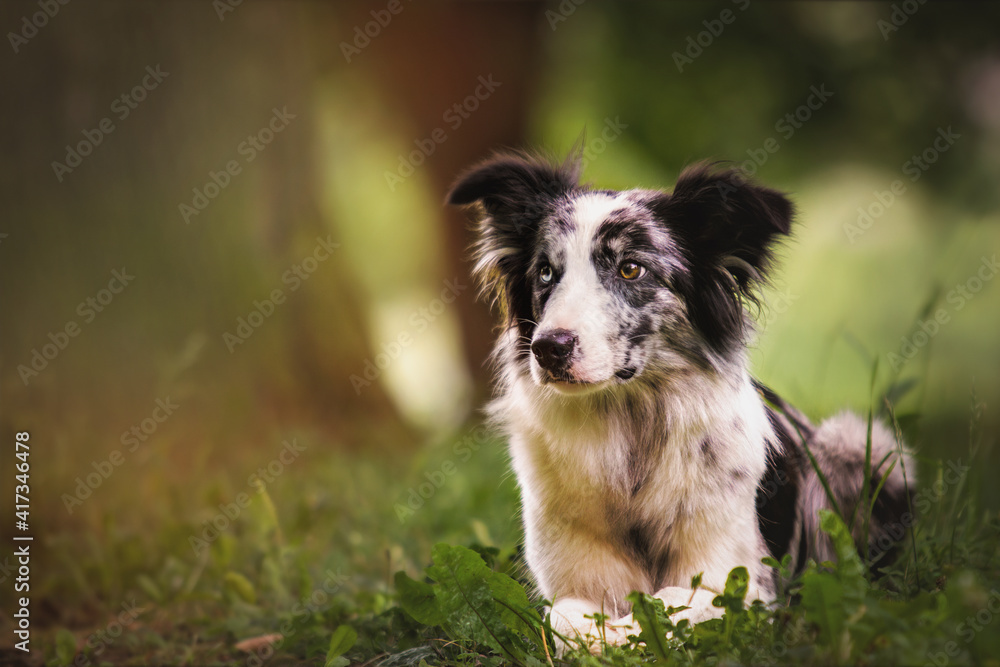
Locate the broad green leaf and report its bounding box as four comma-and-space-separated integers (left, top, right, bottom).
395, 570, 445, 627
426, 543, 521, 660
485, 565, 535, 636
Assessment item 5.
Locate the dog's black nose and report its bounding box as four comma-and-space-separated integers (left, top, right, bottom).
531, 329, 577, 372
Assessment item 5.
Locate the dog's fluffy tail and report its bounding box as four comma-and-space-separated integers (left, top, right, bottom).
796, 411, 914, 571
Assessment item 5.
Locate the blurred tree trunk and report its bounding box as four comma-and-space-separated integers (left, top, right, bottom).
234, 4, 416, 446
357, 2, 546, 402
0, 2, 413, 449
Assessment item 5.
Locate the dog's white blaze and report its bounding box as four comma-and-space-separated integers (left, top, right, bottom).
534, 193, 626, 385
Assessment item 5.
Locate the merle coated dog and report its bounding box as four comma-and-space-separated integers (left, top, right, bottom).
447, 151, 912, 650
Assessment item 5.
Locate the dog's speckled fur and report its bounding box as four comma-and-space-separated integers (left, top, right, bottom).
448, 151, 913, 649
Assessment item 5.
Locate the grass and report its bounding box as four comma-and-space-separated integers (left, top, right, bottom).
24, 388, 1000, 667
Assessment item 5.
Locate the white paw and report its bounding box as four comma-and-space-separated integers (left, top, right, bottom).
652, 586, 724, 625
549, 599, 634, 655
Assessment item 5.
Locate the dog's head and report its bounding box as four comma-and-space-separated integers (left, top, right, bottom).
448, 152, 793, 394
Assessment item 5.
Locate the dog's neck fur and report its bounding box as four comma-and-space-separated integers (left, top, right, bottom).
488, 327, 773, 502
488, 328, 775, 611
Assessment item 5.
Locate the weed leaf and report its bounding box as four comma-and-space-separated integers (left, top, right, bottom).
326, 624, 358, 667
425, 543, 525, 661
625, 591, 672, 660
714, 566, 749, 615
819, 509, 867, 596
800, 569, 845, 647
395, 570, 445, 627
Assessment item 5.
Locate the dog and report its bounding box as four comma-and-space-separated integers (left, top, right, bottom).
447, 150, 913, 650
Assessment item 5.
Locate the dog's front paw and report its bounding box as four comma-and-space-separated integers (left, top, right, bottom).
652, 586, 724, 625
549, 599, 634, 655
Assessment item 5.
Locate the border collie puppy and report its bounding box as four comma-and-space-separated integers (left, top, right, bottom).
447, 151, 913, 649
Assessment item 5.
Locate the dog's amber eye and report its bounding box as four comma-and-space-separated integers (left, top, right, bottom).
539, 264, 554, 284
619, 262, 645, 280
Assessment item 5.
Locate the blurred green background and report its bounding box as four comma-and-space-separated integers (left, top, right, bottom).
1, 0, 999, 658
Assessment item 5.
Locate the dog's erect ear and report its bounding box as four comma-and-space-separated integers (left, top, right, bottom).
447, 153, 580, 331
654, 163, 794, 351
447, 152, 580, 220
663, 163, 793, 280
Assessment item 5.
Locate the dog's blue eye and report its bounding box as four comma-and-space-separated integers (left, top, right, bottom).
539, 265, 554, 284
619, 262, 645, 281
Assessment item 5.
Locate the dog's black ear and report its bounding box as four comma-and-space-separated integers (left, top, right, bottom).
447, 152, 579, 218
664, 163, 793, 278
447, 153, 580, 331
654, 163, 794, 351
